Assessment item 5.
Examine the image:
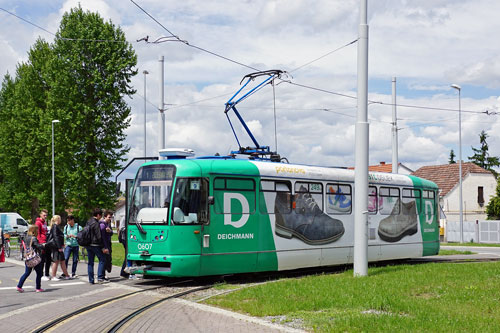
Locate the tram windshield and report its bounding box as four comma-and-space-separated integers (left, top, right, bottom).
171, 178, 209, 225
129, 164, 175, 224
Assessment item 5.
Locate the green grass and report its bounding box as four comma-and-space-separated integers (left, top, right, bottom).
439, 249, 475, 255
441, 242, 500, 247
204, 262, 500, 332
111, 241, 125, 267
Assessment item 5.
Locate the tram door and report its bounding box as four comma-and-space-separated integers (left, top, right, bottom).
123, 179, 134, 258
200, 176, 258, 276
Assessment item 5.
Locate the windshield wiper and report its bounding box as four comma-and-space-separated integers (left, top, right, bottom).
136, 219, 147, 234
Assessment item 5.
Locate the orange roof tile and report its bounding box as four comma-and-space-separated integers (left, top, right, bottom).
348, 162, 410, 173
411, 162, 493, 197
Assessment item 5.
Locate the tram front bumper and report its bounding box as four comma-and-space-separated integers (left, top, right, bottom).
127, 254, 201, 277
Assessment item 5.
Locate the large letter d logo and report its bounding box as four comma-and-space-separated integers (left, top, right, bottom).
224, 192, 249, 228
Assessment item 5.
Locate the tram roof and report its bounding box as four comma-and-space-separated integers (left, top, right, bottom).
140, 157, 437, 189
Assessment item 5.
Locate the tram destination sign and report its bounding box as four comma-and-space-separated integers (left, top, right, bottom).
142, 165, 175, 181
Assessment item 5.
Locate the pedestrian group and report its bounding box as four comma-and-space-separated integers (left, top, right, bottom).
15, 208, 117, 292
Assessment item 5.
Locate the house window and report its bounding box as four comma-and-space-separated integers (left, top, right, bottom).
478, 186, 485, 207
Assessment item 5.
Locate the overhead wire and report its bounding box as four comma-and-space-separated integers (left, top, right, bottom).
130, 0, 261, 72
289, 39, 358, 73
1, 7, 130, 43
6, 4, 494, 124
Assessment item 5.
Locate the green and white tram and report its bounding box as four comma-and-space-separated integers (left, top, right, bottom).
126, 152, 439, 277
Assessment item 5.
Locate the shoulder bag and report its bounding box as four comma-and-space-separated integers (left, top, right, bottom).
25, 238, 42, 268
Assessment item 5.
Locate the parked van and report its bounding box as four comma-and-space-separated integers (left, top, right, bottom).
0, 213, 29, 235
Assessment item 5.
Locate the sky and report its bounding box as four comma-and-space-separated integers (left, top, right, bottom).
1, 0, 500, 183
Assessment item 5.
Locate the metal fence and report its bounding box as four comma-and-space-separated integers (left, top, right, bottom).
446, 220, 500, 243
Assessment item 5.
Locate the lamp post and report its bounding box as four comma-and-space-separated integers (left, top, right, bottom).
451, 84, 463, 243
143, 70, 149, 156
51, 119, 60, 216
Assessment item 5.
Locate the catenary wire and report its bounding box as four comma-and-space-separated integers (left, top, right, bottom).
130, 1, 360, 74
284, 81, 494, 115
130, 0, 261, 72
128, 1, 488, 118
1, 7, 131, 43
7, 5, 492, 120
289, 39, 358, 73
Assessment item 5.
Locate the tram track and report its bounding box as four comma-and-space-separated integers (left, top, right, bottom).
30, 254, 497, 332
107, 285, 212, 333
32, 279, 199, 333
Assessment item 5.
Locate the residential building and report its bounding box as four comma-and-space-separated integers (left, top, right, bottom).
412, 162, 497, 223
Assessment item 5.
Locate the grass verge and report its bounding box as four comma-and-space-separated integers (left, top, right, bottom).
441, 242, 500, 247
204, 262, 500, 332
438, 249, 475, 255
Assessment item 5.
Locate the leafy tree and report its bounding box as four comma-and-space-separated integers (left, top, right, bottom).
0, 39, 54, 220
468, 130, 499, 178
48, 6, 137, 221
449, 149, 456, 164
0, 7, 136, 222
486, 180, 500, 219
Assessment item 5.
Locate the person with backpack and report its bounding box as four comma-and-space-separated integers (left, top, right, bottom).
85, 208, 109, 284
63, 215, 81, 278
100, 210, 114, 280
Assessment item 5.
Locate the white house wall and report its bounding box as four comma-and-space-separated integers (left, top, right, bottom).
443, 173, 496, 222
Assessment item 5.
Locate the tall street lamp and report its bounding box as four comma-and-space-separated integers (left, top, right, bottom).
52, 119, 60, 217
143, 70, 149, 156
451, 84, 463, 243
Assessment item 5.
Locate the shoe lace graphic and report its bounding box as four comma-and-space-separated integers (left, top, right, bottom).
296, 186, 321, 214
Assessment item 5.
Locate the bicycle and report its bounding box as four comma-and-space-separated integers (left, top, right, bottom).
18, 234, 26, 261
4, 233, 11, 258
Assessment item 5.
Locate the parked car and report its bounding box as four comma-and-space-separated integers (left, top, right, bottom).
0, 213, 29, 236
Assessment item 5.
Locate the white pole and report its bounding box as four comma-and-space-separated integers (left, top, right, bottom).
143, 70, 149, 156
451, 84, 463, 243
354, 0, 369, 277
458, 89, 463, 243
159, 55, 165, 154
392, 77, 398, 174
51, 119, 60, 216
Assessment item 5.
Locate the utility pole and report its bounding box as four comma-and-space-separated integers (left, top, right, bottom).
159, 56, 165, 155
143, 70, 149, 156
51, 119, 60, 217
392, 77, 398, 174
354, 0, 369, 277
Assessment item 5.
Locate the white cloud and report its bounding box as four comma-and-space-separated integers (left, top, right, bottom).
3, 0, 500, 175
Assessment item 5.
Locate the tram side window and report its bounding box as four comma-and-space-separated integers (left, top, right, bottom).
326, 183, 352, 214
423, 190, 435, 200
379, 187, 400, 215
295, 182, 323, 213
171, 178, 209, 225
214, 177, 256, 215
368, 186, 377, 214
260, 180, 292, 214
402, 188, 421, 214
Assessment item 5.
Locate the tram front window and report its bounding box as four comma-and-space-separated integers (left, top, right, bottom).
171, 178, 209, 225
129, 165, 175, 224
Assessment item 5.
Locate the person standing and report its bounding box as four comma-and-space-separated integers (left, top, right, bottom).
118, 221, 129, 278
35, 209, 51, 281
48, 215, 71, 280
86, 208, 108, 284
0, 226, 5, 263
64, 215, 81, 278
100, 210, 114, 279
17, 225, 46, 292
